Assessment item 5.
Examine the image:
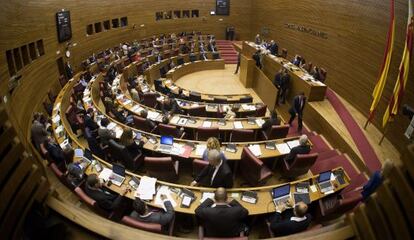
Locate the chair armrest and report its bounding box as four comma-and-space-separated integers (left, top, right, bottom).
198, 225, 204, 239
168, 215, 175, 236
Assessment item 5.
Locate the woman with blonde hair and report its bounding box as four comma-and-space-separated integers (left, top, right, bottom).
202, 137, 227, 161
119, 128, 143, 157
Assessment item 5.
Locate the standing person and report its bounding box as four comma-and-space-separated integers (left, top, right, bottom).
289, 92, 306, 133
278, 69, 291, 104
255, 34, 262, 45
252, 49, 262, 68
269, 40, 279, 56
234, 52, 241, 74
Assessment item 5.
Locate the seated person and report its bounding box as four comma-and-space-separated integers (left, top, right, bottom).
358, 159, 393, 201
195, 187, 248, 238
44, 136, 68, 169
262, 111, 281, 132
84, 174, 130, 211
224, 106, 237, 120
191, 149, 233, 188
160, 96, 182, 115
129, 88, 140, 103
269, 201, 311, 237
98, 118, 116, 146
291, 55, 302, 66
66, 162, 85, 188
31, 113, 49, 150
84, 108, 99, 132
130, 195, 175, 229
202, 137, 227, 162
285, 135, 311, 164
119, 128, 144, 157
140, 109, 157, 131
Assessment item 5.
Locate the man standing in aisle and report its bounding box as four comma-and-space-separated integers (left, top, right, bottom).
289, 92, 306, 133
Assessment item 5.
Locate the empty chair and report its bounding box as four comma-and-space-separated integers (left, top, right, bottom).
192, 159, 209, 177
108, 139, 143, 171
260, 124, 289, 140
142, 93, 158, 108
187, 105, 207, 117
157, 123, 185, 139
316, 191, 362, 221
240, 147, 272, 186
189, 91, 202, 102
196, 127, 220, 141
229, 129, 255, 142
281, 153, 318, 179
255, 104, 267, 117
121, 215, 175, 236
133, 115, 156, 133
144, 157, 179, 182
238, 96, 253, 103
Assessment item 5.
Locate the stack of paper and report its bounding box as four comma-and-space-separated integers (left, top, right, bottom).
172, 143, 185, 155
107, 122, 117, 130
255, 118, 265, 127
170, 116, 180, 124
248, 144, 262, 157
276, 143, 291, 154
147, 111, 160, 120
114, 127, 124, 139
195, 145, 207, 156
154, 186, 177, 210
286, 140, 300, 149
241, 104, 256, 111
131, 105, 143, 113
233, 121, 243, 129
98, 168, 112, 181
136, 176, 157, 200
200, 192, 215, 203
202, 121, 212, 128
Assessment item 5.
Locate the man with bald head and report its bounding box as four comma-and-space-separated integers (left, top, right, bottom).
285, 134, 311, 165
191, 149, 233, 188
195, 187, 248, 237
269, 201, 312, 236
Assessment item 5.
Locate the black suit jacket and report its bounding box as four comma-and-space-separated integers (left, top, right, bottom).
195, 198, 248, 238
85, 115, 99, 131
130, 200, 175, 227
85, 185, 123, 211
270, 209, 312, 237
195, 161, 233, 188
289, 95, 306, 116
285, 145, 311, 164
270, 43, 279, 55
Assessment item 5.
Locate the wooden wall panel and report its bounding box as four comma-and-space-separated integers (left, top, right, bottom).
250, 0, 414, 153
0, 0, 252, 147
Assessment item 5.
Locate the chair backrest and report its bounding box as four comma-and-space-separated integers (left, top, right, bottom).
158, 123, 180, 138
238, 96, 252, 103
197, 127, 220, 141
240, 147, 264, 186
230, 129, 255, 142
133, 115, 153, 132
267, 124, 290, 139
255, 104, 267, 117
213, 97, 227, 104
192, 159, 209, 177
121, 216, 163, 234
286, 153, 318, 177
108, 139, 131, 163
188, 106, 206, 117
144, 157, 178, 182
50, 162, 64, 178
74, 187, 96, 207
142, 93, 158, 108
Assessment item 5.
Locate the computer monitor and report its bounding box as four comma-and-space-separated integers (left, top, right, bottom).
272, 184, 290, 198
318, 171, 332, 183
160, 135, 174, 145
112, 163, 125, 177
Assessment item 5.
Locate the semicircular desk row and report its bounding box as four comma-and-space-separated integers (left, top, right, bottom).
52, 75, 350, 215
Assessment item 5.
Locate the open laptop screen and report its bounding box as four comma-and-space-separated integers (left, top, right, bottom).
272, 184, 290, 198
112, 163, 125, 176
318, 171, 332, 183
160, 135, 173, 145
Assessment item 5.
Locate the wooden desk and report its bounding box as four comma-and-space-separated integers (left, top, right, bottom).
51, 71, 349, 216
166, 59, 225, 82
242, 41, 327, 102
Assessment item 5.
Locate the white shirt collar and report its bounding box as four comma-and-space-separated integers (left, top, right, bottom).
290, 216, 307, 222
211, 160, 223, 185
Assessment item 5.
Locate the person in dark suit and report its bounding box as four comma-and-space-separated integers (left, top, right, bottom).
130, 195, 175, 229
191, 149, 233, 188
85, 174, 130, 211
65, 61, 74, 79
84, 108, 99, 133
285, 135, 311, 164
277, 69, 290, 104
289, 92, 306, 132
31, 113, 49, 150
234, 52, 241, 74
140, 109, 157, 131
195, 187, 248, 238
269, 40, 279, 56
119, 128, 144, 157
98, 118, 116, 146
160, 96, 182, 115
252, 49, 262, 68
269, 201, 311, 237
44, 136, 68, 169
262, 111, 281, 133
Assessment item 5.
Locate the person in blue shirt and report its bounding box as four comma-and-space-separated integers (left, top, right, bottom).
360, 159, 394, 200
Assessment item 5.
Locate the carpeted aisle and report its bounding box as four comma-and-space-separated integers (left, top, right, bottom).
215, 40, 238, 64
326, 88, 382, 172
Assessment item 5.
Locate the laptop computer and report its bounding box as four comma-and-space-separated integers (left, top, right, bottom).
318, 171, 334, 193
271, 184, 291, 206
109, 163, 126, 186
158, 135, 174, 152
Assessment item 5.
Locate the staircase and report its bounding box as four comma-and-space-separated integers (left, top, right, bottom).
215, 40, 238, 64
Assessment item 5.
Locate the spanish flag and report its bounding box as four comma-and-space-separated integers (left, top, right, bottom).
368, 0, 395, 122
382, 0, 414, 128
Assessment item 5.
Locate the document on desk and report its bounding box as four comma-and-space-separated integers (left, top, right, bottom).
170, 116, 180, 124
52, 115, 61, 124
255, 118, 265, 127
233, 121, 243, 129
107, 122, 117, 130
147, 111, 160, 121
131, 105, 143, 114
248, 144, 262, 157
114, 127, 124, 139
202, 121, 212, 128
200, 192, 215, 203
195, 144, 207, 156
276, 143, 290, 154
136, 176, 157, 200
172, 143, 185, 155
286, 140, 300, 149
154, 186, 177, 210
98, 168, 112, 182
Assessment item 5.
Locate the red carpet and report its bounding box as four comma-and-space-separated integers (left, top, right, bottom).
215, 40, 238, 64
326, 88, 381, 172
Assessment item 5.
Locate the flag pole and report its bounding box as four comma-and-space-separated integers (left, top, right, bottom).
379, 124, 390, 145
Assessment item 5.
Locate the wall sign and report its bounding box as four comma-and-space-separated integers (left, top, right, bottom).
285, 23, 328, 39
